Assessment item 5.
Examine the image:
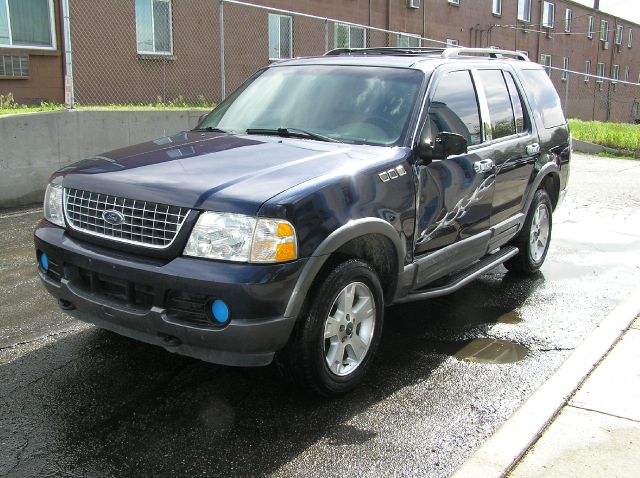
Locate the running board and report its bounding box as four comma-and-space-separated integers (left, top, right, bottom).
396, 246, 519, 303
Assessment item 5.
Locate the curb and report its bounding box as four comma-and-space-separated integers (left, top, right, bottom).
572, 138, 637, 158
451, 286, 640, 478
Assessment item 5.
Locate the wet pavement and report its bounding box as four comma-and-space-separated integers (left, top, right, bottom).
1, 154, 640, 477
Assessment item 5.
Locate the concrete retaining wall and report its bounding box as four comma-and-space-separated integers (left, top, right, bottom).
0, 109, 204, 208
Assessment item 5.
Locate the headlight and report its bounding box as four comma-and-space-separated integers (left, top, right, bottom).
44, 183, 65, 227
184, 212, 297, 263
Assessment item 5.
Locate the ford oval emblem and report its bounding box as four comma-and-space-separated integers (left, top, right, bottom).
102, 209, 125, 226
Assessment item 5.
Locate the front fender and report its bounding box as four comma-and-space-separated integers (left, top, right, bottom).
283, 218, 404, 319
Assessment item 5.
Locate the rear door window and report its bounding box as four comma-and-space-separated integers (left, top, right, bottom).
519, 69, 566, 129
428, 70, 482, 146
478, 70, 516, 139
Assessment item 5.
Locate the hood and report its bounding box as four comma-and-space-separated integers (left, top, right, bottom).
56, 131, 389, 215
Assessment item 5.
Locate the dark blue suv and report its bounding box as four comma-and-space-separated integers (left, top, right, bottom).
35, 48, 570, 396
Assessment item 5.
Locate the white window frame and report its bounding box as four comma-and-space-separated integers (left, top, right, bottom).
517, 0, 532, 23
268, 14, 293, 60
612, 64, 620, 83
334, 23, 367, 49
446, 38, 459, 47
596, 62, 605, 83
448, 0, 460, 5
629, 29, 633, 48
615, 25, 623, 45
136, 0, 174, 55
492, 0, 502, 16
397, 34, 421, 48
624, 65, 630, 83
562, 57, 569, 81
565, 8, 572, 33
540, 54, 552, 77
584, 60, 591, 82
587, 16, 594, 39
600, 19, 609, 42
0, 0, 57, 50
516, 50, 529, 58
542, 2, 555, 29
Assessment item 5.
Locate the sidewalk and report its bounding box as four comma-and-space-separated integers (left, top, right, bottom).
509, 315, 640, 477
452, 290, 640, 478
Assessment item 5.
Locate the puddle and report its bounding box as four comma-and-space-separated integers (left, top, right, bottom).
442, 338, 529, 364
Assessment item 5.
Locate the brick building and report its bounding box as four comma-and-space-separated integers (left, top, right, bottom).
1, 0, 639, 121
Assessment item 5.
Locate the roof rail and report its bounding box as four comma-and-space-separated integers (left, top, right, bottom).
325, 46, 530, 62
325, 47, 446, 56
441, 47, 530, 61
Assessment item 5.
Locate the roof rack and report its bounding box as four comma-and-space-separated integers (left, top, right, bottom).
325, 46, 530, 62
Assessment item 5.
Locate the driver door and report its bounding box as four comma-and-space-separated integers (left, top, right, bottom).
413, 68, 496, 286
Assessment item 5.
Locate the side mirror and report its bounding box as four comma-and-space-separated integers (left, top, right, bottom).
417, 130, 468, 163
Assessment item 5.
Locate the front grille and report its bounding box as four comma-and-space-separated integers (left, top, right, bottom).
64, 188, 190, 248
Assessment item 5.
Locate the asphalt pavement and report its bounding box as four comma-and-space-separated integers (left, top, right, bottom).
1, 153, 640, 478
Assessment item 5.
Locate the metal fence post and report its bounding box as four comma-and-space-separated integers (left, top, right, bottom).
324, 19, 329, 53
564, 74, 569, 117
61, 0, 75, 108
219, 0, 226, 101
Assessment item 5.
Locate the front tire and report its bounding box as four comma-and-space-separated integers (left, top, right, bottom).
505, 188, 553, 275
279, 259, 384, 397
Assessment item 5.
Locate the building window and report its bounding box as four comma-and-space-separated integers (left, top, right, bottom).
334, 23, 366, 49
562, 57, 569, 81
448, 0, 460, 5
0, 0, 56, 49
615, 25, 624, 45
587, 16, 594, 39
136, 0, 173, 55
612, 64, 620, 82
596, 62, 605, 83
0, 54, 29, 77
517, 0, 532, 23
397, 34, 421, 48
540, 54, 552, 77
268, 14, 292, 60
446, 38, 459, 47
516, 50, 529, 58
408, 0, 421, 8
542, 2, 555, 29
629, 29, 633, 48
624, 65, 630, 83
492, 0, 502, 16
565, 9, 572, 33
584, 60, 591, 82
600, 20, 609, 42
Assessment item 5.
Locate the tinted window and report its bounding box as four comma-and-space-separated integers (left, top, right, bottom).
504, 72, 527, 133
479, 70, 516, 139
428, 70, 482, 146
519, 69, 566, 129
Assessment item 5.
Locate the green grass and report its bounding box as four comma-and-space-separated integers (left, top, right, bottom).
597, 150, 636, 159
569, 119, 640, 155
0, 93, 214, 117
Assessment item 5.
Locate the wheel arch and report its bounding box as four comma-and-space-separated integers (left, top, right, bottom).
284, 218, 405, 320
524, 163, 561, 215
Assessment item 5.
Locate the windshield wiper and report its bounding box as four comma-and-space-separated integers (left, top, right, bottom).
194, 126, 229, 133
245, 127, 341, 143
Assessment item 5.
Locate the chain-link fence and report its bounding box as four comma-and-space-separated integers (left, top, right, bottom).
547, 65, 640, 123
63, 0, 640, 123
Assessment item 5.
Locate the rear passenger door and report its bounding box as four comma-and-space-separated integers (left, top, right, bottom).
475, 68, 539, 226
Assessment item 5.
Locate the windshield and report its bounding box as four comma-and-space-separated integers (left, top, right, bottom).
199, 65, 425, 146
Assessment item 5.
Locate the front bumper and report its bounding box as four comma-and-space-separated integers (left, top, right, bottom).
35, 221, 307, 366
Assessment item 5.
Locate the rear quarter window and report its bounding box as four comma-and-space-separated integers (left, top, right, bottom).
519, 69, 566, 129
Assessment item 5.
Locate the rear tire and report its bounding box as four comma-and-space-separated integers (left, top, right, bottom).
278, 259, 384, 397
504, 188, 553, 275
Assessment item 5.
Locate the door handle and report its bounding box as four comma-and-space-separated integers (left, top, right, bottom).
473, 158, 494, 173
526, 143, 541, 155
